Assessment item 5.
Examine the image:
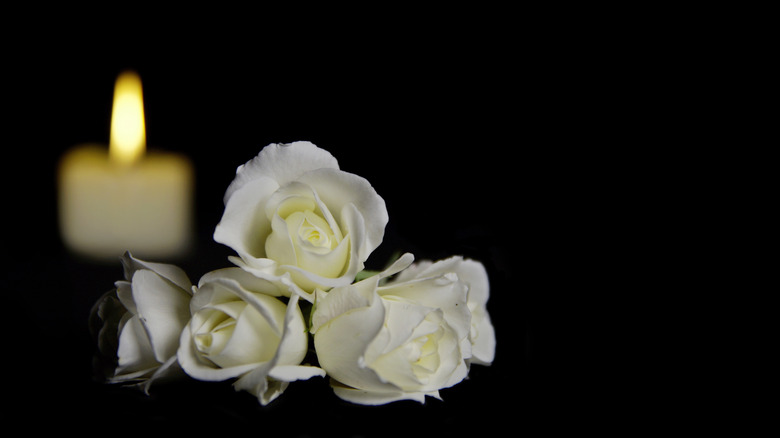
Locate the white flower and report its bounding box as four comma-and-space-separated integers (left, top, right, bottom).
387, 257, 496, 366
89, 252, 193, 393
177, 267, 325, 405
310, 254, 471, 405
213, 141, 388, 301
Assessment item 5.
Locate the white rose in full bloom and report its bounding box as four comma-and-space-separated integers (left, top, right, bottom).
89, 252, 193, 393
213, 141, 388, 301
386, 257, 496, 366
177, 267, 325, 405
310, 254, 471, 405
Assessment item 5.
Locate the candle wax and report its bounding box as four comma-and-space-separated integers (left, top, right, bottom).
58, 145, 194, 260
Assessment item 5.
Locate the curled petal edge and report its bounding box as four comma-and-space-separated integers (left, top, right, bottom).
331, 380, 441, 406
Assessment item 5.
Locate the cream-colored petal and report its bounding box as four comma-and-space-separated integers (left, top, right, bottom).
207, 305, 279, 368
265, 212, 299, 267
131, 269, 192, 363
297, 168, 387, 257
295, 232, 350, 279
313, 285, 394, 394
223, 142, 339, 204
268, 365, 326, 382
141, 356, 183, 395
272, 294, 309, 367
115, 316, 158, 377
378, 272, 471, 346
214, 176, 279, 262
114, 280, 136, 315
364, 298, 434, 362
197, 267, 284, 297
470, 311, 496, 366
231, 360, 276, 403
177, 323, 259, 382
331, 383, 431, 406
310, 278, 377, 334
120, 251, 193, 291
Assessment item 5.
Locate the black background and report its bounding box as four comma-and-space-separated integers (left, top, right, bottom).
1, 24, 595, 435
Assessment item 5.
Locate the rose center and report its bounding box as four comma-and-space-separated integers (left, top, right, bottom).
289, 210, 338, 253
410, 332, 441, 376
299, 218, 329, 247
194, 311, 236, 357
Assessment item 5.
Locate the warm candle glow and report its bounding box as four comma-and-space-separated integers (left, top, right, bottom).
109, 71, 146, 165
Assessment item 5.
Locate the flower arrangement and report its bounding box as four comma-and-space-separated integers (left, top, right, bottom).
90, 141, 495, 406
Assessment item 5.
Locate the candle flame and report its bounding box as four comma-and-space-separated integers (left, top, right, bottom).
109, 71, 146, 165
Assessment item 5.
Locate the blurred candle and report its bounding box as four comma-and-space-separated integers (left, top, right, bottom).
58, 71, 194, 260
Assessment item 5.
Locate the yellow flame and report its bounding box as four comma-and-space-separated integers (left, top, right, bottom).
109, 71, 146, 164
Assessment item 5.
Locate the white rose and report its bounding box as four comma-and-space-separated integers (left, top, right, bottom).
213, 141, 388, 301
89, 252, 193, 393
310, 254, 471, 405
387, 256, 496, 365
177, 267, 325, 405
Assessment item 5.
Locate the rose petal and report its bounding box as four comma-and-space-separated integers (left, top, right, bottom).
310, 278, 377, 334
331, 383, 433, 406
268, 365, 326, 382
309, 184, 344, 242
263, 182, 318, 220
90, 290, 126, 358
114, 280, 136, 315
391, 259, 433, 283
458, 259, 490, 306
264, 210, 299, 266
263, 180, 346, 246
470, 311, 496, 366
454, 259, 495, 365
384, 257, 494, 366
207, 302, 281, 368
214, 176, 279, 262
131, 269, 192, 363
281, 203, 366, 291
115, 315, 159, 377
294, 231, 351, 280
364, 299, 435, 361
229, 295, 320, 405
182, 276, 282, 380
223, 142, 340, 205
120, 251, 192, 291
179, 270, 312, 389
197, 275, 286, 337
177, 324, 259, 381
231, 360, 276, 402
297, 168, 387, 257
224, 256, 283, 287
141, 355, 183, 395
378, 272, 471, 346
434, 319, 470, 390
272, 294, 309, 366
226, 283, 288, 338
377, 252, 416, 279
313, 283, 394, 393
197, 267, 284, 297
